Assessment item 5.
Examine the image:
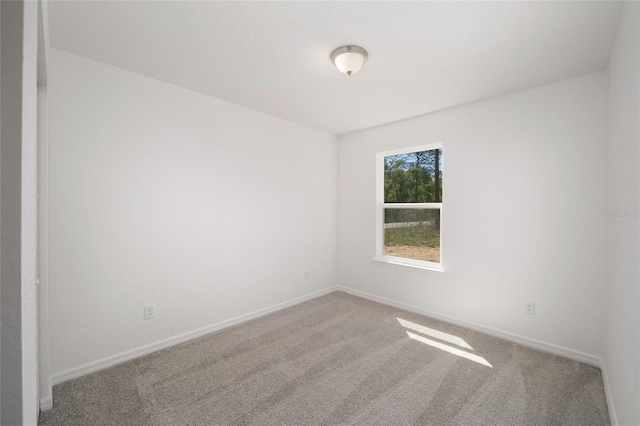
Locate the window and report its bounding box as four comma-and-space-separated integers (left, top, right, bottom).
375, 143, 443, 271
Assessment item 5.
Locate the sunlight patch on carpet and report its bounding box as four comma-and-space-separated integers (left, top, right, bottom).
397, 317, 473, 350
405, 331, 492, 367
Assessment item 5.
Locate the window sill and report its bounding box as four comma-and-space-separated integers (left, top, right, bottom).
372, 256, 445, 274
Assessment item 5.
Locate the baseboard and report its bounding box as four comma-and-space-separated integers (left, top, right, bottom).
51, 286, 338, 386
337, 286, 603, 367
39, 395, 53, 412
600, 361, 618, 425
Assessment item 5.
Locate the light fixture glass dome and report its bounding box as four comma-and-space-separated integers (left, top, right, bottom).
331, 45, 368, 76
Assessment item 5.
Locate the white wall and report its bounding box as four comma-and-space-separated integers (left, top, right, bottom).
0, 0, 39, 423
338, 73, 607, 360
48, 49, 337, 377
1, 2, 24, 422
604, 2, 640, 425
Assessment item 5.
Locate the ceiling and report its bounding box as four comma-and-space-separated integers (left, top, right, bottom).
48, 1, 623, 135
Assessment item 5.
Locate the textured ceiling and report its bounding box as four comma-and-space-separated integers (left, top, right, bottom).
48, 1, 623, 135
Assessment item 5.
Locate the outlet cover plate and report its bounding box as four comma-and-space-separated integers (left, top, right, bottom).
144, 304, 155, 320
524, 301, 535, 315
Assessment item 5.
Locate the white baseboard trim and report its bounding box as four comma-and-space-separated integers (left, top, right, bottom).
51, 286, 338, 386
39, 396, 53, 412
337, 286, 603, 367
600, 361, 618, 426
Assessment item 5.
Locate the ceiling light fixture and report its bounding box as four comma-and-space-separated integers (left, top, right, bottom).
330, 45, 368, 76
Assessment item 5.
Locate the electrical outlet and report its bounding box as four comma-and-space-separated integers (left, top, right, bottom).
144, 304, 155, 320
304, 271, 310, 280
524, 301, 535, 315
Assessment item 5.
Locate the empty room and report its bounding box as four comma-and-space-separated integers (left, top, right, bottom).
1, 1, 639, 425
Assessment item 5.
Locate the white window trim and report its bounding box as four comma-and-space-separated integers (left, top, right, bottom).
373, 142, 444, 273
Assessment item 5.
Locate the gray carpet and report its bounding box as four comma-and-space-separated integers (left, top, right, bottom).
38, 291, 610, 425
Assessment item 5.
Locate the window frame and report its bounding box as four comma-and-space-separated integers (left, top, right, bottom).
374, 143, 444, 272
